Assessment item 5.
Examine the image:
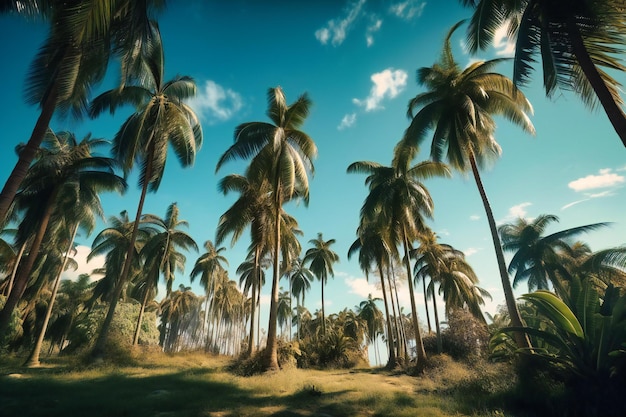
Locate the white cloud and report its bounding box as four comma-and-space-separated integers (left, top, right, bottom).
437, 228, 450, 236
464, 247, 481, 257
61, 245, 105, 281
507, 202, 532, 219
561, 199, 588, 210
187, 80, 243, 124
346, 277, 382, 299
366, 18, 382, 46
315, 0, 366, 46
353, 68, 408, 111
389, 0, 426, 20
338, 113, 357, 130
568, 168, 625, 192
470, 215, 480, 221
492, 23, 515, 56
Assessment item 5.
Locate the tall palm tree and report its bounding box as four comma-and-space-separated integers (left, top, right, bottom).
189, 239, 228, 347
88, 24, 202, 359
133, 203, 197, 345
498, 214, 609, 298
159, 284, 199, 353
348, 151, 450, 366
277, 288, 291, 339
357, 294, 384, 364
216, 86, 316, 370
303, 233, 339, 337
348, 220, 398, 368
284, 257, 314, 341
0, 0, 164, 224
400, 21, 535, 350
459, 1, 626, 147
0, 131, 124, 336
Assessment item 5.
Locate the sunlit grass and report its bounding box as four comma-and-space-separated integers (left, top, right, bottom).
0, 350, 515, 417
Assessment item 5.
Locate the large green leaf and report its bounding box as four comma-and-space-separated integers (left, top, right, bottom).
521, 291, 584, 338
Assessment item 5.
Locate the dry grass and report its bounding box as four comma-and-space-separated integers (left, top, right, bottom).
0, 350, 515, 417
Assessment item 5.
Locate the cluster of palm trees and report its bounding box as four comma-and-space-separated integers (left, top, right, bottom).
1, 1, 625, 379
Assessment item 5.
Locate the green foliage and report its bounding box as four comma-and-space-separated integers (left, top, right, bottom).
424, 308, 490, 360
0, 296, 22, 351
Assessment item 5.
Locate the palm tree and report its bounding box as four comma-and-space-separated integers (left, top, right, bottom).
348, 151, 450, 366
189, 240, 228, 346
277, 288, 291, 339
284, 258, 314, 341
459, 0, 626, 147
88, 24, 202, 359
357, 294, 384, 364
160, 284, 200, 353
400, 21, 535, 350
348, 220, 398, 368
0, 131, 125, 336
216, 86, 316, 370
236, 255, 267, 353
133, 203, 197, 345
498, 214, 609, 298
303, 233, 339, 337
0, 0, 164, 224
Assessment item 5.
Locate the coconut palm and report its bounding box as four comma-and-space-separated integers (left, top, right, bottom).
88, 24, 202, 359
303, 233, 339, 337
348, 150, 450, 366
160, 284, 200, 353
357, 294, 384, 364
277, 288, 291, 339
400, 21, 535, 349
348, 220, 398, 368
0, 0, 164, 224
216, 86, 316, 370
459, 0, 626, 147
0, 131, 124, 336
284, 257, 314, 341
498, 214, 609, 298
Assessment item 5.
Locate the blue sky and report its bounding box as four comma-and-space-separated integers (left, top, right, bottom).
1, 0, 625, 336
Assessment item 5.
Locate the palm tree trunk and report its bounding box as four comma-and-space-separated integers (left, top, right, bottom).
263, 196, 282, 370
0, 86, 59, 225
567, 17, 626, 147
390, 265, 408, 363
132, 284, 151, 346
91, 145, 154, 360
431, 285, 442, 354
246, 248, 259, 357
0, 189, 58, 335
377, 264, 396, 368
469, 151, 532, 350
423, 277, 432, 333
402, 232, 426, 365
4, 242, 27, 297
321, 275, 326, 335
24, 223, 79, 367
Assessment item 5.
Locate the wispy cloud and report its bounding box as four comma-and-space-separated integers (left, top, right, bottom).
346, 276, 382, 299
492, 23, 515, 56
498, 202, 532, 224
470, 215, 480, 221
353, 68, 408, 111
464, 247, 481, 257
315, 0, 366, 46
187, 80, 243, 124
365, 17, 382, 47
389, 0, 426, 20
568, 168, 625, 192
338, 112, 357, 130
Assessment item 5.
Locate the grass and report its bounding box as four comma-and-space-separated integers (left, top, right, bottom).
0, 350, 516, 417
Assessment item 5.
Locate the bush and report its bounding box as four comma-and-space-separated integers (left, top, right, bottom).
423, 308, 490, 360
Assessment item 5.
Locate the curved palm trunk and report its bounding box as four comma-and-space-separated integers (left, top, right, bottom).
246, 247, 260, 357
469, 151, 531, 350
390, 265, 409, 363
385, 265, 403, 363
4, 242, 27, 297
91, 145, 154, 360
402, 232, 426, 366
0, 189, 58, 335
431, 286, 442, 354
321, 276, 326, 335
423, 277, 432, 333
0, 87, 59, 225
132, 284, 151, 346
263, 195, 282, 370
377, 264, 396, 368
25, 223, 79, 367
567, 17, 626, 148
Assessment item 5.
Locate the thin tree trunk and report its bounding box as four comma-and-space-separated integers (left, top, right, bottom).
4, 242, 27, 297
263, 195, 282, 370
431, 285, 442, 354
469, 151, 531, 350
377, 264, 396, 368
402, 232, 426, 366
321, 276, 326, 335
132, 284, 151, 346
390, 263, 409, 364
386, 264, 403, 364
0, 86, 58, 225
246, 247, 259, 357
91, 145, 154, 360
567, 17, 626, 147
422, 277, 432, 333
0, 189, 58, 335
24, 223, 79, 367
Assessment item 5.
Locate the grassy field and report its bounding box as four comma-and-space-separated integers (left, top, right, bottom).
0, 351, 515, 417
